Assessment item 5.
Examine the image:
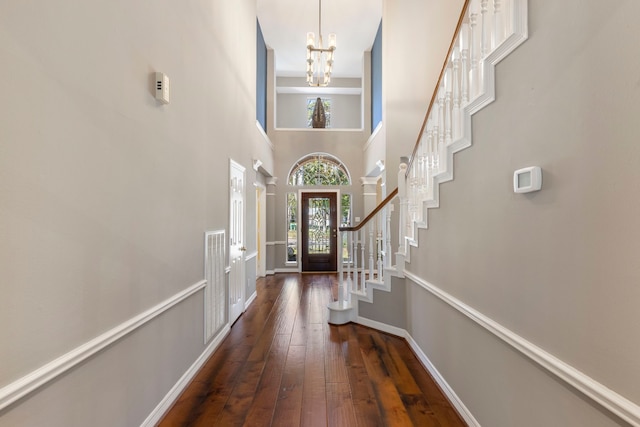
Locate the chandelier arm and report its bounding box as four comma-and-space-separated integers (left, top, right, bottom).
319, 0, 322, 40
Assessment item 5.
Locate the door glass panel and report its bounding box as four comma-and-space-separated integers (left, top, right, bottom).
287, 193, 297, 262
308, 197, 330, 254
341, 194, 351, 262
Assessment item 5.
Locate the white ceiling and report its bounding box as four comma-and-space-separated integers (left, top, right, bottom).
257, 0, 382, 79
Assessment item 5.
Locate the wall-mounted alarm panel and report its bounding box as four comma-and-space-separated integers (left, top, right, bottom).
513, 166, 542, 193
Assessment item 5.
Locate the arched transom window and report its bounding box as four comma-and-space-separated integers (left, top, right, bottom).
287, 153, 351, 186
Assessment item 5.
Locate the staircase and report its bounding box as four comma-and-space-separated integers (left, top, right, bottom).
328, 0, 528, 325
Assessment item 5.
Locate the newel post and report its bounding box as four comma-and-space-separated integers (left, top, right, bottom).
338, 229, 345, 305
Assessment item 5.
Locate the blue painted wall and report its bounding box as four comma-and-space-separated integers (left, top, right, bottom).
256, 20, 267, 131
371, 21, 382, 131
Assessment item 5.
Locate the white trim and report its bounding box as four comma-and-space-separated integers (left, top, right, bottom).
298, 189, 341, 273
275, 127, 363, 132
288, 153, 353, 186
141, 324, 230, 427
0, 280, 207, 412
245, 250, 258, 261
404, 271, 640, 426
255, 120, 274, 151
266, 177, 278, 187
274, 267, 299, 273
266, 240, 287, 246
276, 86, 361, 95
360, 176, 379, 186
363, 121, 383, 151
356, 316, 479, 425
356, 316, 405, 337
266, 269, 275, 275
405, 333, 481, 427
244, 291, 257, 310
406, 0, 529, 243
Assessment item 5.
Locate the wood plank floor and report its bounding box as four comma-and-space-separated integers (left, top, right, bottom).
158, 273, 466, 427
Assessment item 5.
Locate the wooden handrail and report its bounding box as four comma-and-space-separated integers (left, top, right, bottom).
339, 187, 398, 232
405, 0, 471, 178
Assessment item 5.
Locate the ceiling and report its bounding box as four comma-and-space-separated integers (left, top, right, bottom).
257, 0, 382, 79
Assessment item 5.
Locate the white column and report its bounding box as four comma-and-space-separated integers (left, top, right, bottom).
481, 0, 493, 57
352, 231, 359, 292
385, 205, 392, 269
493, 0, 505, 48
360, 228, 366, 291
338, 230, 345, 305
444, 65, 453, 146
368, 223, 374, 280
469, 0, 481, 99
452, 46, 462, 141
398, 162, 408, 256
459, 23, 470, 106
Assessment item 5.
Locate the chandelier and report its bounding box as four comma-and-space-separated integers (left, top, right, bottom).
306, 0, 336, 87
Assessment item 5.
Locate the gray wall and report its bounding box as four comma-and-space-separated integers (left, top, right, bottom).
382, 0, 465, 188
358, 0, 465, 330
276, 93, 362, 129
403, 0, 640, 425
0, 0, 269, 425
266, 59, 369, 272
268, 130, 366, 270
275, 77, 364, 129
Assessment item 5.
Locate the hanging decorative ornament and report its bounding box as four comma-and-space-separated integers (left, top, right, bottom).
311, 97, 327, 128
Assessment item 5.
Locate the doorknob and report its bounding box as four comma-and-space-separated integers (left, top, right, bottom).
240, 246, 247, 251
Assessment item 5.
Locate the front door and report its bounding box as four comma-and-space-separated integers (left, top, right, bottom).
229, 159, 246, 324
301, 192, 338, 272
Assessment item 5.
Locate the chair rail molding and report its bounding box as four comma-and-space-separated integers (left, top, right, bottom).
404, 270, 640, 426
0, 280, 207, 412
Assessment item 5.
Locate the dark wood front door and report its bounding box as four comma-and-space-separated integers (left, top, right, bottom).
301, 192, 337, 272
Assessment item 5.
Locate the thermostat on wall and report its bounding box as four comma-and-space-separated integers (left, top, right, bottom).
155, 72, 170, 104
513, 166, 542, 193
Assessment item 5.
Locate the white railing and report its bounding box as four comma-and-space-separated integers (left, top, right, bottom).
403, 0, 528, 247
337, 190, 398, 307
330, 0, 527, 322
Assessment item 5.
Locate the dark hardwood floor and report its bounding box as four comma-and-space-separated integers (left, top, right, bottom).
158, 273, 466, 427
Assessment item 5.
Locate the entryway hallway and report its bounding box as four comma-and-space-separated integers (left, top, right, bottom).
159, 273, 465, 426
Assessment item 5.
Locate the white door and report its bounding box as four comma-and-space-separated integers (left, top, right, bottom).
229, 159, 246, 325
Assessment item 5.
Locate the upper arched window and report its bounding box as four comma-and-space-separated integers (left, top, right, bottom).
287, 153, 351, 186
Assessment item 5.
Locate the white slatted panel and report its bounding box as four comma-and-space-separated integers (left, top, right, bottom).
204, 230, 226, 343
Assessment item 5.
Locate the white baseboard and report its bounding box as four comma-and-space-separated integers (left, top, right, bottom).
405, 333, 481, 426
355, 315, 479, 425
404, 271, 640, 426
0, 280, 206, 412
274, 267, 299, 273
266, 268, 299, 275
141, 324, 230, 426
245, 291, 257, 310
356, 316, 405, 337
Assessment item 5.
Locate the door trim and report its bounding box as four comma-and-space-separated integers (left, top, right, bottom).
299, 189, 340, 272
228, 159, 246, 325
255, 182, 266, 278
